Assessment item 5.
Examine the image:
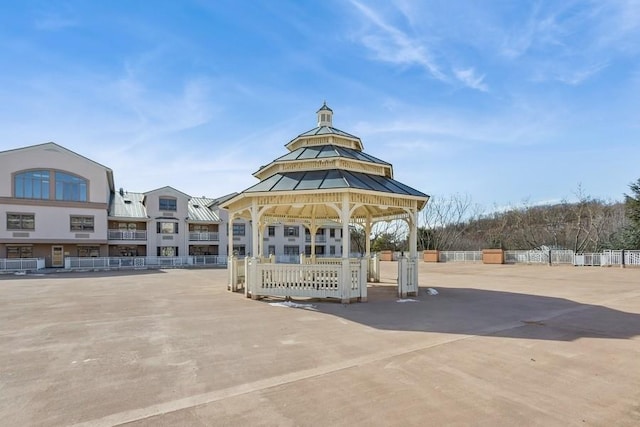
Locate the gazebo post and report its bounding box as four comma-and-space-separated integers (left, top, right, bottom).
409, 208, 419, 295
365, 215, 372, 257
341, 194, 351, 303
227, 212, 235, 292
250, 200, 259, 257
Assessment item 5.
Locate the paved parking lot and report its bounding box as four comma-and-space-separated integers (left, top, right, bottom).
1, 263, 639, 426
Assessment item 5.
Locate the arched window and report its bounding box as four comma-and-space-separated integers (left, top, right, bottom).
55, 172, 87, 201
14, 170, 50, 199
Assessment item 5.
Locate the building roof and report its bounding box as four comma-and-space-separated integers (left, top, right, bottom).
0, 141, 116, 193
275, 144, 390, 166
244, 169, 428, 198
188, 197, 221, 222
109, 191, 147, 218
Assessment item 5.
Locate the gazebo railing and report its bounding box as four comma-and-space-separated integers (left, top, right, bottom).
245, 257, 367, 303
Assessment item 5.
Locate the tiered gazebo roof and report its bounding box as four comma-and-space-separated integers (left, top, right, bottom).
222, 102, 428, 225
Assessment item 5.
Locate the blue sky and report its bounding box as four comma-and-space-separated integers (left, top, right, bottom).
1, 0, 639, 212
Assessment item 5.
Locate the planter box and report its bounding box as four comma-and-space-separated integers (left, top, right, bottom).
423, 250, 439, 262
379, 250, 393, 261
483, 249, 504, 264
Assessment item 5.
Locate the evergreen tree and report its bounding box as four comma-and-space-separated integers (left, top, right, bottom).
623, 178, 640, 249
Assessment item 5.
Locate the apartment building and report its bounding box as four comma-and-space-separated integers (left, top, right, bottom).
1, 142, 343, 266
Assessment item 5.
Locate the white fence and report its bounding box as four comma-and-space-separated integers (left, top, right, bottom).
439, 251, 483, 263
574, 250, 640, 267
65, 256, 227, 270
0, 258, 45, 272
432, 249, 639, 267
504, 250, 574, 265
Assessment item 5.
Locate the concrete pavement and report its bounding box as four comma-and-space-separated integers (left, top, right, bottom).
1, 263, 639, 426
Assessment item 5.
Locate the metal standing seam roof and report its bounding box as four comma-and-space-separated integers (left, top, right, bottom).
275, 144, 390, 166
244, 169, 428, 198
188, 197, 221, 222
109, 193, 221, 222
294, 126, 360, 140
108, 192, 147, 218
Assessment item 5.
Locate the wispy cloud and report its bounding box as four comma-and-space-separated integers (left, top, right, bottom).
349, 0, 447, 82
453, 68, 489, 92
349, 1, 495, 92
553, 61, 610, 85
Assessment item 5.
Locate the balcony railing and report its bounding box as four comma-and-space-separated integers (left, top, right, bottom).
107, 230, 147, 241
188, 231, 219, 241
304, 235, 327, 243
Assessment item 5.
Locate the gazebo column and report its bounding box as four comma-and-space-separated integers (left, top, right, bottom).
409, 206, 419, 295
365, 215, 372, 258
409, 209, 418, 260
308, 219, 318, 263
227, 212, 236, 292
341, 194, 351, 303
250, 200, 259, 257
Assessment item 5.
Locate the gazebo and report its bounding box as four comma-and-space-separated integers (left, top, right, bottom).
221, 103, 429, 302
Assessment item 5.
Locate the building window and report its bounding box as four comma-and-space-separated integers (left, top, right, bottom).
191, 224, 210, 232
157, 222, 178, 234
70, 216, 94, 232
55, 172, 87, 201
268, 245, 276, 255
284, 226, 299, 237
284, 245, 299, 255
159, 197, 177, 211
14, 170, 50, 199
233, 223, 245, 236
77, 246, 100, 257
330, 245, 336, 255
117, 222, 138, 230
231, 245, 246, 256
157, 247, 178, 256
268, 226, 276, 237
7, 213, 35, 230
7, 246, 33, 258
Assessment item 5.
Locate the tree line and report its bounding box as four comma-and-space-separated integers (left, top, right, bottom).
359, 179, 640, 252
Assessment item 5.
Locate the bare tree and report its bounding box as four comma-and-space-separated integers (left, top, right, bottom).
418, 193, 483, 250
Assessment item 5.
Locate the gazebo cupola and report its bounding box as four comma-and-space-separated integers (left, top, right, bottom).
317, 101, 333, 127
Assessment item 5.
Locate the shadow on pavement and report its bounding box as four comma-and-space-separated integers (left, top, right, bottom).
307, 286, 640, 341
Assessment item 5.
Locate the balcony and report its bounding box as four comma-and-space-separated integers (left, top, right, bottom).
189, 231, 220, 241
108, 229, 147, 241
304, 235, 327, 243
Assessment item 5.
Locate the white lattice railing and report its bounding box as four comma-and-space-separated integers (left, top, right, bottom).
246, 258, 367, 302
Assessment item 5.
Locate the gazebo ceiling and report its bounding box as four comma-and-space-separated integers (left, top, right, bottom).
225, 190, 422, 224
